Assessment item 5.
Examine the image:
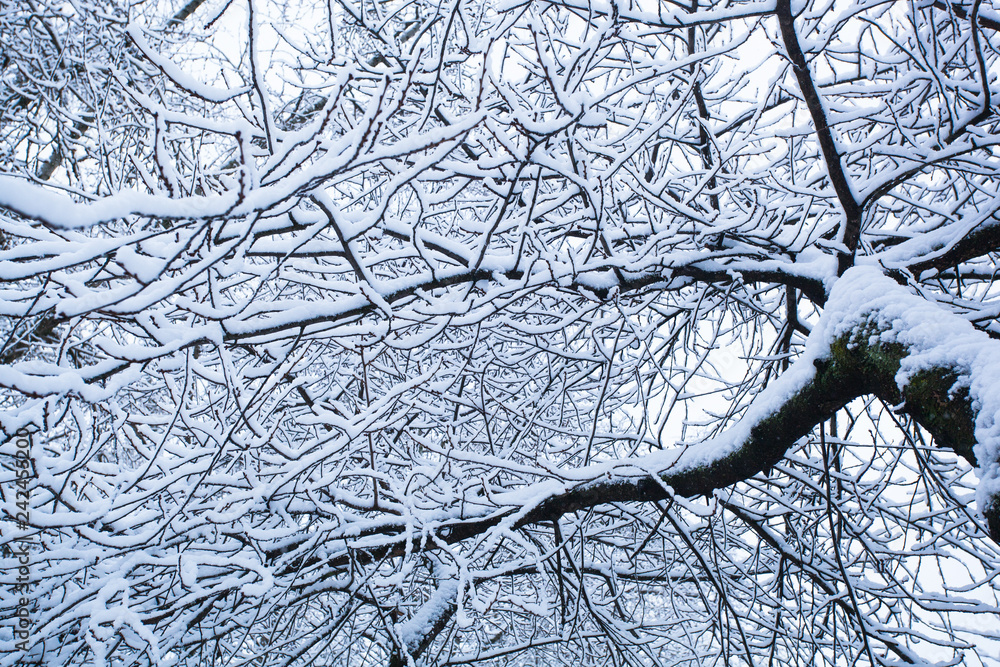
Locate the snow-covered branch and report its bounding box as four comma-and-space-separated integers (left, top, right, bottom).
4, 0, 1000, 664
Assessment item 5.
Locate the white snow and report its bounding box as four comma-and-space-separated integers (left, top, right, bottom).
823, 267, 1000, 516
396, 579, 459, 653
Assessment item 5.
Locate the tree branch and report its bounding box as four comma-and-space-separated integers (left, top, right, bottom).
776, 0, 862, 274
280, 268, 999, 582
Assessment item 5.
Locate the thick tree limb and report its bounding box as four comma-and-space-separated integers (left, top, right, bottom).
906, 217, 1000, 278
518, 269, 996, 535
291, 267, 1000, 659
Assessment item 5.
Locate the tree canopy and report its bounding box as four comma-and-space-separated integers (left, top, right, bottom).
3, 0, 1000, 664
